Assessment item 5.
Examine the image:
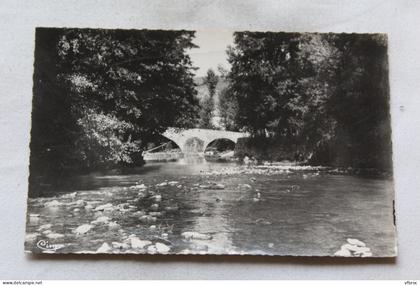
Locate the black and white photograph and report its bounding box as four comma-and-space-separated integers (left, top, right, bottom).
25, 27, 396, 257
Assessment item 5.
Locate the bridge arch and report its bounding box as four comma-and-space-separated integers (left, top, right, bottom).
183, 137, 205, 153
204, 138, 236, 153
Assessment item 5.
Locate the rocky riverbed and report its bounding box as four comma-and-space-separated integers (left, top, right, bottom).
25, 161, 396, 256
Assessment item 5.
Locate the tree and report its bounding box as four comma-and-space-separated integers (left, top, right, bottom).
226, 32, 392, 170
30, 28, 200, 177
198, 68, 219, 129
218, 84, 239, 131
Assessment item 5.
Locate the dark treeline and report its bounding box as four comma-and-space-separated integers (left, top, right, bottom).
219, 32, 392, 171
30, 29, 392, 187
30, 28, 199, 180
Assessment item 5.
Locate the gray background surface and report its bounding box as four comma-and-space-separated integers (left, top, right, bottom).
1, 0, 420, 279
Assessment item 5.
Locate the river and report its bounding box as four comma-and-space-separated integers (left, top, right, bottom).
25, 158, 396, 256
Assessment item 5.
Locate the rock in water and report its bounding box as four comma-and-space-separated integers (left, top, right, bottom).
239, 184, 252, 190
46, 232, 64, 239
84, 204, 94, 210
62, 192, 77, 199
129, 237, 152, 249
346, 238, 366, 247
132, 210, 146, 217
153, 195, 162, 202
38, 224, 52, 231
75, 200, 85, 206
94, 203, 113, 212
97, 242, 111, 253
45, 200, 62, 207
150, 204, 159, 211
139, 215, 157, 223
181, 231, 212, 240
108, 221, 120, 230
155, 242, 171, 253
74, 224, 94, 235
130, 184, 147, 190
91, 216, 110, 225
164, 206, 179, 212
147, 245, 157, 254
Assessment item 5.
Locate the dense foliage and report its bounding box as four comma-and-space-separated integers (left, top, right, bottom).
226, 32, 392, 170
30, 28, 199, 177
198, 69, 218, 129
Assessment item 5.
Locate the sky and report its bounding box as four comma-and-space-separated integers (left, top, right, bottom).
186, 30, 234, 78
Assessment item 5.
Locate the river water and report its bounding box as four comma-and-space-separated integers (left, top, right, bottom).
25, 158, 396, 256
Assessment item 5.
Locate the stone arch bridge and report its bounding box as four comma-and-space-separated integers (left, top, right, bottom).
161, 128, 249, 154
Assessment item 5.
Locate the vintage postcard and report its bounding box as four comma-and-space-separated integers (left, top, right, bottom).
25, 28, 396, 256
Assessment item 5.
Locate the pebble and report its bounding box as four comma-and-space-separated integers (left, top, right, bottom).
74, 224, 94, 235
155, 242, 171, 253
156, 182, 168, 187
168, 181, 179, 186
